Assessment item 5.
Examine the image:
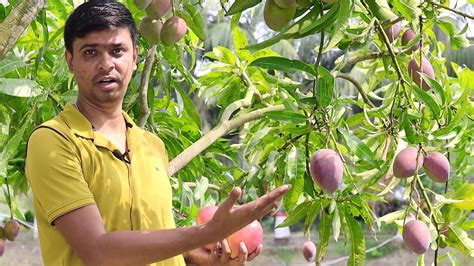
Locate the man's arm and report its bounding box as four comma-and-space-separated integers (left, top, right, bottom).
55, 186, 289, 265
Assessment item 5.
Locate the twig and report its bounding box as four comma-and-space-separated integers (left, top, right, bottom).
334, 72, 375, 107
426, 0, 474, 20
168, 104, 285, 176
138, 45, 157, 128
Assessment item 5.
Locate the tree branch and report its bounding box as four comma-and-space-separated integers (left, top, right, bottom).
426, 0, 474, 20
138, 45, 157, 128
168, 104, 285, 176
0, 0, 46, 61
334, 72, 375, 108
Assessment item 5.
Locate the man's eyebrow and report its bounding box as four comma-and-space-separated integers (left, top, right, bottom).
79, 43, 125, 51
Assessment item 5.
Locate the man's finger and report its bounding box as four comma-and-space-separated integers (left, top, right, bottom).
247, 244, 262, 261
220, 239, 231, 263
219, 187, 242, 213
238, 242, 248, 264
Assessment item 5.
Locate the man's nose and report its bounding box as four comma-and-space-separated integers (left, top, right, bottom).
97, 54, 114, 72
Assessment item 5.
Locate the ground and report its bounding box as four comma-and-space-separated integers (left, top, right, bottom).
2, 228, 473, 265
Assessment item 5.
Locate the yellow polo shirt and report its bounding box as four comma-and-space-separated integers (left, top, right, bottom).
25, 103, 185, 266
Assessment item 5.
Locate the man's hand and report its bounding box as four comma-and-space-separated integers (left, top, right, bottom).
205, 185, 291, 242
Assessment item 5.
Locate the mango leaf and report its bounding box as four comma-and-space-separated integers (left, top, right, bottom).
316, 210, 331, 264
177, 4, 206, 41
265, 111, 307, 124
446, 226, 474, 257
392, 0, 421, 20
175, 85, 202, 128
226, 0, 261, 16
412, 84, 441, 119
341, 205, 366, 266
249, 56, 317, 77
277, 200, 313, 228
0, 53, 26, 77
332, 206, 341, 241
0, 78, 41, 97
339, 128, 376, 165
378, 209, 405, 224
326, 0, 353, 49
315, 66, 334, 108
284, 146, 305, 211
304, 200, 322, 229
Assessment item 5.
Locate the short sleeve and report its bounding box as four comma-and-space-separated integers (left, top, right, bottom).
25, 127, 95, 225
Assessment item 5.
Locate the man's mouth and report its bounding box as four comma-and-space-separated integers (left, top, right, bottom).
98, 77, 117, 84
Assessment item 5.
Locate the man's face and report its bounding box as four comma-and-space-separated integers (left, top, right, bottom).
65, 27, 138, 107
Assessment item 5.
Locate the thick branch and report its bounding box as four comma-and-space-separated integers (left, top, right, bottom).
168, 104, 285, 176
335, 72, 375, 107
138, 45, 157, 128
0, 0, 46, 61
426, 0, 474, 20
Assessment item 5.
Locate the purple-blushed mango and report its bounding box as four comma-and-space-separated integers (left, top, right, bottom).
423, 152, 450, 183
139, 16, 163, 44
393, 147, 423, 178
310, 149, 343, 193
303, 241, 316, 262
275, 0, 296, 8
160, 16, 187, 46
383, 22, 402, 43
402, 29, 420, 52
4, 220, 20, 241
145, 0, 171, 19
408, 57, 435, 91
403, 220, 431, 254
264, 0, 296, 32
133, 0, 152, 10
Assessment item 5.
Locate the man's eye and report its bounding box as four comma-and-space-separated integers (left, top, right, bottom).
113, 48, 125, 55
84, 50, 96, 56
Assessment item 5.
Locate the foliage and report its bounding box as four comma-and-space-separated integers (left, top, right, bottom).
0, 0, 473, 264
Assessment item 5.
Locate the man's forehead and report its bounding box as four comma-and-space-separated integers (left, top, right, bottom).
72, 27, 133, 49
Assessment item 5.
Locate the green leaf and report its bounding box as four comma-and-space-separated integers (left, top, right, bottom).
364, 0, 397, 21
277, 200, 313, 228
177, 4, 206, 41
265, 111, 307, 124
226, 0, 262, 16
0, 78, 41, 97
332, 206, 341, 241
0, 53, 26, 77
392, 0, 421, 20
412, 84, 441, 119
284, 146, 305, 211
341, 205, 366, 266
315, 66, 334, 108
339, 128, 376, 165
326, 0, 353, 49
304, 200, 323, 228
249, 56, 317, 77
316, 210, 331, 264
175, 85, 202, 128
446, 226, 474, 257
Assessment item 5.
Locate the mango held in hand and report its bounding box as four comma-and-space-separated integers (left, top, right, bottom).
160, 16, 187, 45
408, 57, 435, 91
264, 0, 296, 31
196, 205, 264, 258
393, 147, 423, 178
310, 149, 343, 193
403, 220, 431, 254
4, 220, 20, 241
302, 241, 317, 262
423, 152, 450, 183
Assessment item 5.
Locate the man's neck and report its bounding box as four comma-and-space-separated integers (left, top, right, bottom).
75, 100, 125, 131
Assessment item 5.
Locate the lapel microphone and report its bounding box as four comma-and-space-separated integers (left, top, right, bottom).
112, 149, 130, 163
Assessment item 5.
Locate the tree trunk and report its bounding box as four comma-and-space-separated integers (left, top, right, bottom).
0, 0, 46, 61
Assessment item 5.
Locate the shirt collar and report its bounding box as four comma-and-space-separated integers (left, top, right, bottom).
60, 103, 137, 139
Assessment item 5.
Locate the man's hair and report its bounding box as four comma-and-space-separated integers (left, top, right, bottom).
64, 0, 138, 54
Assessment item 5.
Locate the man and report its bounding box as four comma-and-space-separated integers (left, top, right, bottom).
25, 1, 290, 265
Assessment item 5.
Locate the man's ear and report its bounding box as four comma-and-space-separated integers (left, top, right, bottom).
65, 50, 74, 72
133, 46, 138, 70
